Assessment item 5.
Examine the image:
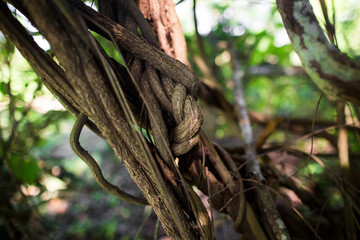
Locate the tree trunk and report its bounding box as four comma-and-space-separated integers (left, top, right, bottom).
0, 0, 293, 239
276, 0, 360, 105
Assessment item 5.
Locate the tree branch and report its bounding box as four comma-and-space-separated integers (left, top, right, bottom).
228, 41, 290, 240
69, 0, 199, 98
277, 0, 360, 105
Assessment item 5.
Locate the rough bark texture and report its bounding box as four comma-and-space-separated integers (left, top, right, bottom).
277, 0, 360, 105
0, 1, 295, 239
138, 0, 189, 66
1, 1, 198, 239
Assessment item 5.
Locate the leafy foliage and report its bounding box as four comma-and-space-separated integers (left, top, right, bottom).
0, 0, 359, 239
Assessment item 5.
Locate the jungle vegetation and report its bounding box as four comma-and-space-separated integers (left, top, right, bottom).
0, 0, 359, 239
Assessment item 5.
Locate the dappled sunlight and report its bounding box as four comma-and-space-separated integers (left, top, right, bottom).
21, 185, 41, 197
41, 174, 67, 192
1, 0, 359, 239
32, 95, 65, 114
45, 198, 70, 215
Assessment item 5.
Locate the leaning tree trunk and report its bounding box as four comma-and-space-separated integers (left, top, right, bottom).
276, 0, 360, 105
0, 0, 290, 239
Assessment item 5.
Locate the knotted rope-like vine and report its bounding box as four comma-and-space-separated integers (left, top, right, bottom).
134, 60, 203, 167
96, 0, 203, 167
69, 0, 203, 166
155, 71, 202, 155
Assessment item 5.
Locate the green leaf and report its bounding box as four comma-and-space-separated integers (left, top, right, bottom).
0, 82, 6, 95
0, 37, 15, 64
9, 155, 41, 184
99, 218, 118, 239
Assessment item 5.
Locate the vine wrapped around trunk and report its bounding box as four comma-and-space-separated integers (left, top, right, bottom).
0, 0, 291, 239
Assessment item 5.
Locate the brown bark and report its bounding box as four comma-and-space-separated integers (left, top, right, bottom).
0, 0, 294, 239
1, 1, 198, 238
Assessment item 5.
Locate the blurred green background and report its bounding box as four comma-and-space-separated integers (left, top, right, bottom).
1, 0, 359, 239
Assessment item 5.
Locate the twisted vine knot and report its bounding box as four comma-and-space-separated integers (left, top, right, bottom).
164, 79, 203, 156
98, 0, 202, 164
136, 61, 203, 164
